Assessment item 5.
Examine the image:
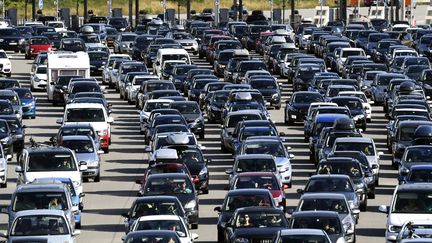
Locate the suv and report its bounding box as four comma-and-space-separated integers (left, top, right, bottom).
57, 103, 114, 153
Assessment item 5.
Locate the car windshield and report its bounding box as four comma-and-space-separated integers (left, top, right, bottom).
61, 127, 95, 138
408, 170, 432, 182
240, 128, 277, 141
231, 103, 263, 112
163, 54, 189, 62
147, 83, 173, 92
239, 62, 266, 72
234, 211, 287, 228
234, 175, 279, 189
294, 93, 323, 103
342, 50, 363, 57
0, 81, 18, 89
81, 35, 100, 43
66, 108, 105, 122
405, 147, 432, 163
10, 215, 69, 236
243, 141, 285, 157
279, 235, 329, 243
0, 102, 12, 115
333, 100, 362, 109
89, 52, 108, 61
306, 178, 353, 192
393, 191, 432, 213
335, 142, 375, 155
0, 95, 19, 105
14, 89, 32, 99
71, 84, 101, 93
122, 35, 136, 41
27, 152, 76, 172
400, 126, 421, 141
250, 80, 277, 89
126, 234, 181, 243
292, 216, 341, 235
236, 158, 277, 173
0, 28, 20, 36
31, 38, 50, 45
37, 67, 47, 74
227, 114, 262, 127
122, 64, 146, 73
146, 178, 194, 194
131, 201, 182, 219
12, 192, 68, 212
170, 103, 199, 114
174, 66, 194, 75
61, 139, 95, 153
6, 119, 20, 130
224, 195, 272, 212
175, 148, 204, 165
317, 163, 363, 178
299, 198, 348, 214
135, 219, 186, 234
193, 81, 216, 90
144, 102, 171, 112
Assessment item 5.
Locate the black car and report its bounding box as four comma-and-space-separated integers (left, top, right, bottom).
207, 90, 231, 123
65, 81, 102, 104
131, 35, 156, 60
58, 38, 86, 52
142, 173, 200, 229
0, 119, 15, 160
331, 96, 367, 131
88, 51, 109, 75
248, 78, 281, 109
285, 91, 324, 125
51, 75, 82, 106
145, 115, 189, 143
0, 28, 25, 52
170, 101, 205, 139
169, 64, 198, 91
108, 17, 128, 31
121, 196, 186, 233
223, 207, 288, 243
214, 189, 277, 243
0, 116, 25, 153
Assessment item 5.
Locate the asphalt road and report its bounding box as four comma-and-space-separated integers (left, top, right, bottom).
0, 52, 397, 243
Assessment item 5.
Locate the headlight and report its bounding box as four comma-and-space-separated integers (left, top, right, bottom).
355, 183, 365, 190
0, 161, 5, 171
98, 129, 108, 135
19, 38, 25, 44
87, 160, 99, 166
1, 137, 10, 144
354, 114, 365, 120
211, 105, 221, 111
5, 62, 10, 66
73, 180, 80, 187
185, 200, 196, 209
343, 222, 352, 232
278, 164, 289, 173
121, 44, 127, 47
388, 225, 402, 233
364, 176, 373, 184
272, 93, 280, 100
34, 77, 40, 82
274, 194, 283, 203
199, 167, 208, 176
234, 238, 249, 243
175, 79, 182, 83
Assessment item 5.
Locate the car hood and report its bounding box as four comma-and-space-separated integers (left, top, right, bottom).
389, 213, 432, 227
187, 163, 205, 176
292, 103, 311, 110
183, 113, 200, 122
274, 157, 290, 166
35, 73, 47, 79
75, 153, 98, 163
258, 89, 278, 95
233, 227, 286, 237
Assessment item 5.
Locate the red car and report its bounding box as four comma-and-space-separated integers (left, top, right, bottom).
230, 172, 288, 211
25, 36, 52, 59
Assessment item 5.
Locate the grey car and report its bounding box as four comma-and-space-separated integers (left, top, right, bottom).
295, 193, 358, 243
114, 32, 137, 54
60, 135, 103, 182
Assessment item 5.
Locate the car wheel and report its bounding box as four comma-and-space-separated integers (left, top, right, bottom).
53, 100, 57, 106
368, 191, 375, 199
119, 92, 124, 99
94, 174, 100, 182
362, 123, 367, 132
359, 199, 367, 212
76, 222, 81, 229
221, 143, 228, 153
6, 73, 11, 77
191, 223, 198, 229
83, 177, 89, 183
103, 147, 109, 153
0, 181, 6, 188
199, 131, 205, 139
217, 230, 224, 243
375, 177, 379, 186
30, 82, 34, 92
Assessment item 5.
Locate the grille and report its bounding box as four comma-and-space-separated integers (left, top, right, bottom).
252, 239, 272, 243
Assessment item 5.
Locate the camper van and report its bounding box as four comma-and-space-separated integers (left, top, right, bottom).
46, 52, 90, 102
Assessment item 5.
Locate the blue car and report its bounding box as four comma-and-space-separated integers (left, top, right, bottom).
12, 88, 36, 119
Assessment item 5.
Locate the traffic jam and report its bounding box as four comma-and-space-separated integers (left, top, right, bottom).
0, 9, 429, 243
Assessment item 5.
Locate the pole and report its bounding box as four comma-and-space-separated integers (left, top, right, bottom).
128, 0, 132, 27
178, 0, 180, 24
32, 0, 35, 20
135, 0, 139, 27
239, 0, 243, 21
357, 0, 360, 20
376, 0, 378, 18
215, 0, 219, 27
270, 0, 273, 25
282, 0, 285, 24
25, 0, 28, 20
163, 0, 166, 22
84, 0, 88, 23
320, 0, 323, 26
108, 0, 112, 17
186, 0, 190, 19
290, 0, 295, 28
55, 0, 59, 20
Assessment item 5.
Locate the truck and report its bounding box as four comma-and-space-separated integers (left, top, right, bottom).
46, 51, 90, 102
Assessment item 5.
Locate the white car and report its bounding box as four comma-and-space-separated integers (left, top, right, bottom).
0, 143, 7, 188
0, 50, 11, 77
336, 48, 366, 74
129, 215, 198, 243
102, 54, 131, 85
379, 183, 432, 242
126, 75, 158, 104
47, 21, 67, 32
338, 91, 372, 122
30, 64, 47, 91
57, 103, 114, 153
139, 99, 174, 134
0, 210, 80, 243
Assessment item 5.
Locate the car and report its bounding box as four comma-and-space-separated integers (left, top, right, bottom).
0, 28, 26, 53
30, 64, 47, 91
273, 229, 332, 243
57, 103, 114, 153
239, 137, 293, 187
214, 188, 278, 243
331, 96, 367, 131
399, 165, 432, 184
170, 101, 205, 139
141, 173, 199, 229
128, 215, 198, 243
88, 51, 109, 75
232, 126, 279, 155
0, 209, 81, 243
12, 88, 36, 119
121, 196, 187, 233
0, 119, 15, 161
58, 135, 103, 182
0, 50, 11, 77
379, 183, 432, 242
289, 211, 348, 243
2, 182, 77, 229
285, 91, 324, 125
223, 207, 288, 243
122, 230, 182, 243
0, 116, 25, 152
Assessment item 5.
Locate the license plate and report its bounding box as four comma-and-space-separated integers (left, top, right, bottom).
291, 115, 297, 119
9, 43, 17, 45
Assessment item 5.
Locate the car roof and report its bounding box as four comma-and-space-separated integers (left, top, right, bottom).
300, 193, 346, 200
236, 154, 275, 160
16, 183, 66, 192
279, 228, 327, 236
227, 188, 271, 195
334, 137, 373, 143
292, 210, 340, 217
397, 183, 432, 191
65, 103, 105, 109
137, 215, 181, 221
15, 209, 66, 217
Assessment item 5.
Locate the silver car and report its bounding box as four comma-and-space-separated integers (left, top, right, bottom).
0, 209, 80, 243
60, 135, 103, 182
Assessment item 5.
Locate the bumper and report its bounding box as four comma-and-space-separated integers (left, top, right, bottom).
33, 79, 47, 89
0, 170, 6, 183
185, 210, 199, 225
82, 166, 100, 178
22, 106, 36, 117
99, 134, 110, 149
280, 170, 292, 185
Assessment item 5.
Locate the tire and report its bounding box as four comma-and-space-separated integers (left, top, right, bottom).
6, 73, 11, 77
0, 181, 6, 188
30, 82, 34, 92
221, 143, 228, 153
359, 200, 367, 212
103, 147, 109, 154
191, 223, 198, 229
202, 188, 209, 194
83, 177, 89, 183
76, 222, 81, 229
368, 192, 375, 199
199, 131, 205, 139
94, 173, 100, 182
217, 230, 224, 243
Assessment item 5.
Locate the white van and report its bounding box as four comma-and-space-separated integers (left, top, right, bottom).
57, 103, 114, 153
47, 21, 67, 32
46, 52, 90, 102
153, 48, 191, 78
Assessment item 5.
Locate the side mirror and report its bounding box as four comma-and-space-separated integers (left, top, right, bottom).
22, 125, 27, 129
398, 176, 406, 184
296, 188, 304, 194
352, 209, 360, 214
107, 117, 114, 123
225, 168, 233, 174
279, 132, 286, 136
289, 153, 295, 159
144, 146, 152, 153
156, 61, 160, 65
191, 233, 199, 240
56, 118, 63, 124
121, 212, 129, 218
214, 206, 222, 212
378, 205, 388, 214
0, 232, 7, 238
15, 166, 23, 173
0, 207, 8, 214
79, 161, 88, 171
378, 151, 384, 157
79, 193, 85, 198
14, 110, 19, 114
72, 229, 81, 236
